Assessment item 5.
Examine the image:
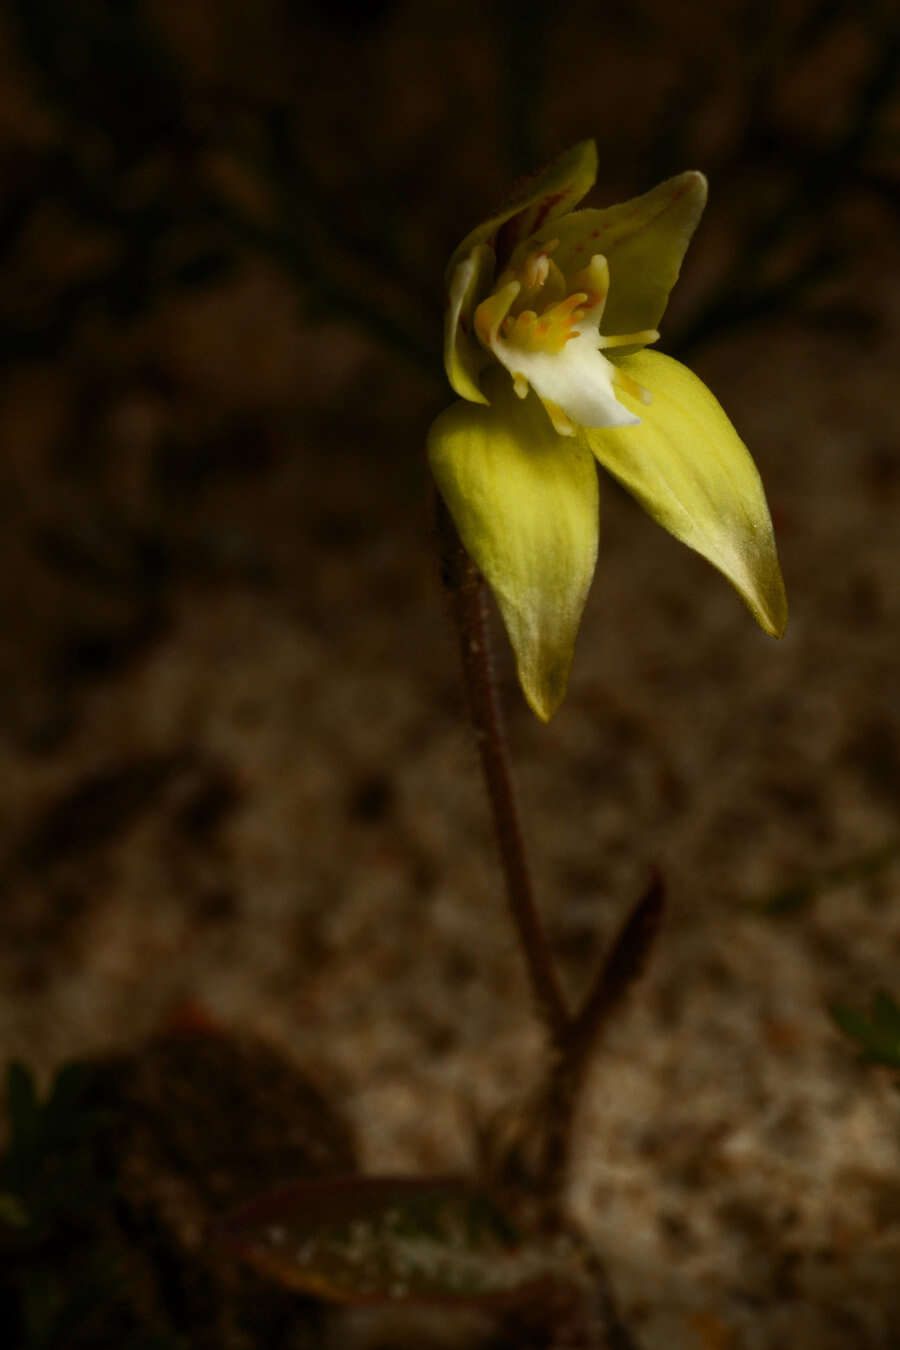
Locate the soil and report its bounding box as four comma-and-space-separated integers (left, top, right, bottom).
1, 2, 900, 1347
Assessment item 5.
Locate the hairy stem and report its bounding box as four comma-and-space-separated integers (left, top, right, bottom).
436, 495, 664, 1210
436, 495, 569, 1044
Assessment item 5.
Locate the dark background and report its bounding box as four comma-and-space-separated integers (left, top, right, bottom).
1, 2, 899, 1346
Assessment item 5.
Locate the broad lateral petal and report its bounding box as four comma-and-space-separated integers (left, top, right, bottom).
585, 350, 787, 637
428, 374, 600, 721
447, 140, 598, 281
525, 172, 707, 343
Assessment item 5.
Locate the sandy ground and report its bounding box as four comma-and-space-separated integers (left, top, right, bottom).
2, 2, 900, 1346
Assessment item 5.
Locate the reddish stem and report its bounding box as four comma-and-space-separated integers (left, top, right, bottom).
436, 496, 569, 1044
436, 494, 664, 1206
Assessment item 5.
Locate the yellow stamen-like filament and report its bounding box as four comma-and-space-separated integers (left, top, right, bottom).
568, 255, 609, 316
473, 236, 659, 425
498, 291, 589, 355
474, 280, 520, 347
500, 239, 564, 314
542, 398, 576, 435
599, 328, 659, 350
611, 366, 653, 405
523, 252, 549, 291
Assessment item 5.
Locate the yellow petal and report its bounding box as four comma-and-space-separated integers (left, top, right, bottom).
524, 171, 707, 343
428, 372, 599, 721
584, 350, 787, 637
446, 140, 598, 282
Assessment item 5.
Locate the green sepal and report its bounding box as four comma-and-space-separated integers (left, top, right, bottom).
585, 350, 787, 637
428, 372, 599, 721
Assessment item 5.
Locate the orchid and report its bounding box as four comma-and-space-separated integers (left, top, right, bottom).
428, 140, 787, 722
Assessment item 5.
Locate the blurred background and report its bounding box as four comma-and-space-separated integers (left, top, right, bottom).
0, 1, 899, 1346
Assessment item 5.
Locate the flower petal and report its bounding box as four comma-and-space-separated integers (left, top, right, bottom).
447, 140, 598, 281
492, 327, 639, 433
523, 171, 707, 342
428, 373, 599, 721
584, 350, 787, 636
444, 243, 495, 403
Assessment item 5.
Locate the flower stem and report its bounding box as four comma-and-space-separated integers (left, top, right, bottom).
531, 873, 665, 1203
436, 494, 664, 1212
436, 495, 569, 1045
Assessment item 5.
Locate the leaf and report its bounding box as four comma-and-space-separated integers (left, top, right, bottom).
871, 990, 900, 1036
44, 1062, 95, 1133
831, 992, 900, 1069
0, 1191, 30, 1228
219, 1176, 571, 1306
753, 839, 900, 916
5, 1062, 39, 1158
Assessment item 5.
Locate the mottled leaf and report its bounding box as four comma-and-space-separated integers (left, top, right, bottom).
219, 1176, 571, 1306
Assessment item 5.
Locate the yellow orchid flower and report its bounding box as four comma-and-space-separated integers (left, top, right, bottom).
428, 140, 787, 722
